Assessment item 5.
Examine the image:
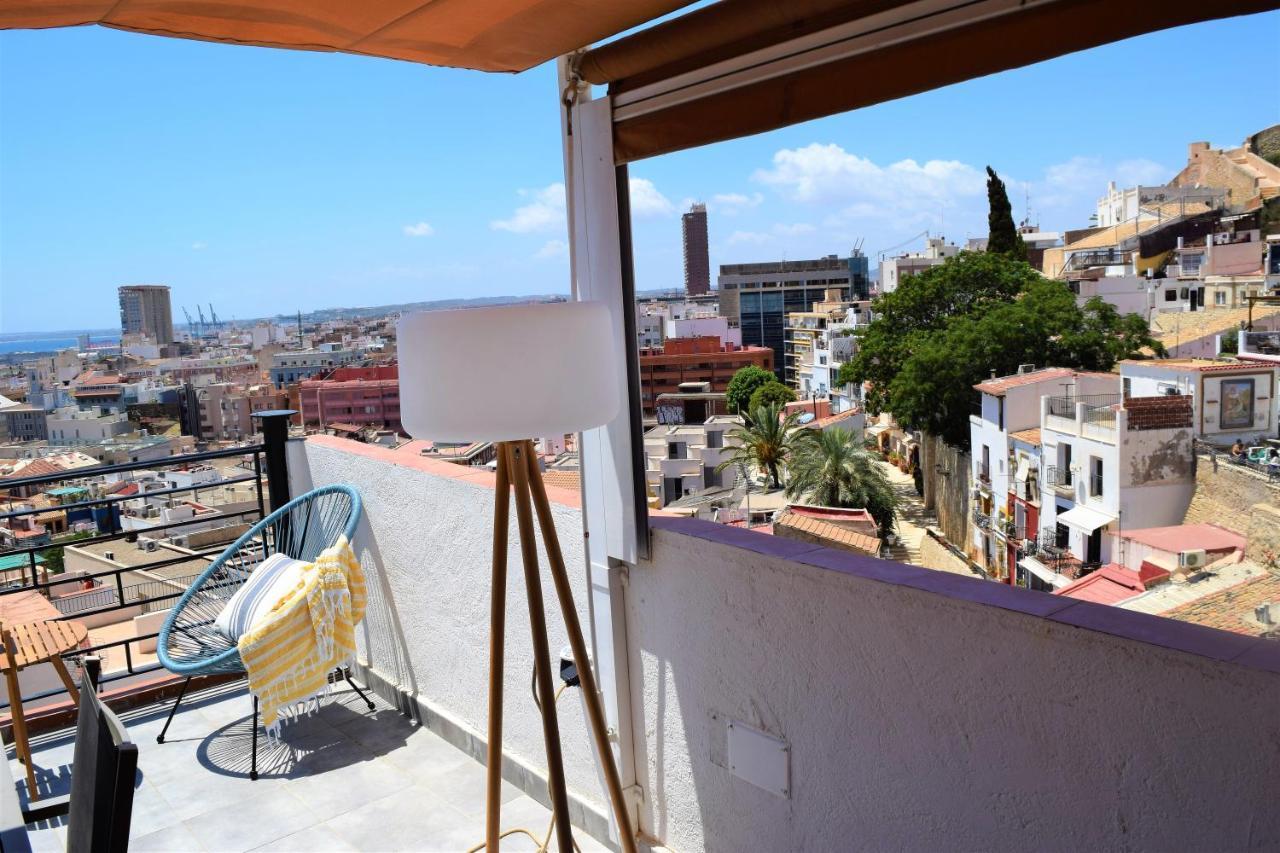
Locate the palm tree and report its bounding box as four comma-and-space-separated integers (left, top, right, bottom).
715, 403, 806, 490
786, 427, 897, 534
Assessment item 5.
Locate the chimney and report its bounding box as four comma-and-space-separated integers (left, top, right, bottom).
1256, 603, 1274, 626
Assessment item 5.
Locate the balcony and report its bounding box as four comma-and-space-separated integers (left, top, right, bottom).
4, 433, 1280, 850
1045, 394, 1121, 441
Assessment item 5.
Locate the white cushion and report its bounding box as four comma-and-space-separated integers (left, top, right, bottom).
214, 552, 308, 641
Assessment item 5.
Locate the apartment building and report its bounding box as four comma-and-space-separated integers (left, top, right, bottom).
682, 202, 710, 296
784, 288, 869, 393
117, 284, 175, 345
878, 236, 959, 294
46, 406, 133, 444
638, 337, 772, 417
969, 367, 1117, 579
1120, 358, 1278, 445
298, 365, 402, 434
643, 415, 739, 508
269, 346, 359, 384
717, 254, 863, 378
1028, 394, 1196, 592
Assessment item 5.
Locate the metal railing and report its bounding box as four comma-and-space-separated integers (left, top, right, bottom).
0, 411, 294, 707
972, 509, 991, 530
1046, 394, 1122, 422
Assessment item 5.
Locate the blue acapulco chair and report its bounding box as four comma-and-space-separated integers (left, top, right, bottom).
155, 484, 369, 780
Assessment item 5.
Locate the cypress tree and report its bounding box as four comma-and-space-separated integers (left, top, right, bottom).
985, 165, 1026, 260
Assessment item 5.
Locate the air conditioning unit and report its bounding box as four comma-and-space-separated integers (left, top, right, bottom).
1179, 549, 1208, 570
144, 540, 158, 553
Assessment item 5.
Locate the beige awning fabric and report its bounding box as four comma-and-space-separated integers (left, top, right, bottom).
595, 0, 1277, 163
0, 0, 694, 72
1058, 505, 1115, 533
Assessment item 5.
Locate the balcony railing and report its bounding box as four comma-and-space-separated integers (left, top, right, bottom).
0, 413, 293, 708
1046, 393, 1122, 427
972, 509, 991, 530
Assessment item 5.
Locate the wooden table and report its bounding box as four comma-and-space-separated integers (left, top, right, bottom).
1, 620, 88, 801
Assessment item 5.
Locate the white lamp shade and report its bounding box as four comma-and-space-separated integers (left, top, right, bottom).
397, 301, 622, 443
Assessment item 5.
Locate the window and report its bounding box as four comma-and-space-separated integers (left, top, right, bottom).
997, 397, 1005, 430
1123, 378, 1131, 398
1059, 443, 1073, 485
1089, 456, 1103, 498
706, 431, 722, 449
1164, 289, 1178, 302
981, 445, 990, 481
1215, 291, 1227, 306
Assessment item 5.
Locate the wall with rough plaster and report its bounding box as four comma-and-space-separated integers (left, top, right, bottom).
630, 521, 1280, 852
288, 437, 609, 820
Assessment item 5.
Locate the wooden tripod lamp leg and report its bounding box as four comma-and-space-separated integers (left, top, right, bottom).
508, 441, 575, 853
486, 443, 513, 852
522, 446, 639, 853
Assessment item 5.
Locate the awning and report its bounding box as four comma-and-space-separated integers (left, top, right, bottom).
591, 0, 1277, 163
1058, 505, 1115, 533
1014, 457, 1030, 482
2, 0, 1271, 162
0, 0, 694, 72
1019, 556, 1071, 590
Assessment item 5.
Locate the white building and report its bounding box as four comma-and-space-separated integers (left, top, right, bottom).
45, 406, 133, 444
1026, 393, 1197, 591
1119, 358, 1278, 445
969, 367, 1117, 575
879, 236, 959, 294
643, 416, 739, 508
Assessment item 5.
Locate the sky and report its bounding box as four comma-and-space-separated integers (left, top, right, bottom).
1, 12, 1278, 333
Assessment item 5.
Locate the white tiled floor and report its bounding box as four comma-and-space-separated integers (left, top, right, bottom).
11, 683, 611, 852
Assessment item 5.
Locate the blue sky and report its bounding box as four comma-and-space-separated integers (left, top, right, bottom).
1, 12, 1277, 332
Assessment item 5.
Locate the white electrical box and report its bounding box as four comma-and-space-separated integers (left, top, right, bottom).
726, 718, 789, 798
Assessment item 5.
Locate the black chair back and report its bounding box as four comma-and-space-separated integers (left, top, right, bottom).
64, 659, 137, 853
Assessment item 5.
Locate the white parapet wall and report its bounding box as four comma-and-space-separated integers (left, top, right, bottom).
292, 435, 1280, 851
289, 436, 611, 833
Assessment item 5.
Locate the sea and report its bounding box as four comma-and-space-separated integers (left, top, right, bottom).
0, 330, 121, 356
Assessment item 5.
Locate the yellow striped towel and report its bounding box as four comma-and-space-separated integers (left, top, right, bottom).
237, 535, 366, 733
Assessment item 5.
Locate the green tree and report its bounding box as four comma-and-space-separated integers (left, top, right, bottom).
786, 428, 898, 534
985, 165, 1026, 260
748, 381, 796, 412
1220, 329, 1239, 355
725, 365, 776, 414
834, 361, 859, 391
715, 403, 806, 490
884, 279, 1165, 444
846, 252, 1040, 413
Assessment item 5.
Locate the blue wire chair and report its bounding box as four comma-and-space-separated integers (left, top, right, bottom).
155, 484, 367, 779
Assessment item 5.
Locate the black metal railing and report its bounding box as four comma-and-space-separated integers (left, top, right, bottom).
972, 509, 991, 530
0, 411, 294, 707
1046, 393, 1122, 422
1044, 465, 1074, 489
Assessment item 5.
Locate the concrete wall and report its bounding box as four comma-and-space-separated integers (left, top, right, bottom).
290, 436, 1280, 851
919, 432, 971, 549
634, 517, 1280, 852
288, 437, 611, 827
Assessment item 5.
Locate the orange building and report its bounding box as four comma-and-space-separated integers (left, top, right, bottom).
638, 336, 773, 416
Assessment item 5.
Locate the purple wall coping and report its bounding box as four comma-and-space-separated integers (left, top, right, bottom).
649, 515, 1280, 676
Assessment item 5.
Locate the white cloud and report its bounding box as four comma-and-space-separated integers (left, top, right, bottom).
773, 222, 815, 236
711, 191, 764, 215
191, 241, 207, 250
629, 178, 674, 217
402, 221, 435, 237
535, 239, 568, 260
754, 143, 986, 209
491, 183, 566, 233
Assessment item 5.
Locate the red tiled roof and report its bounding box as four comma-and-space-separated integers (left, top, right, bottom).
1120, 523, 1245, 555
1120, 358, 1278, 374
1009, 427, 1042, 446
974, 368, 1077, 395
1055, 563, 1168, 605
1164, 571, 1280, 636
774, 511, 879, 555
541, 469, 581, 492
807, 408, 861, 430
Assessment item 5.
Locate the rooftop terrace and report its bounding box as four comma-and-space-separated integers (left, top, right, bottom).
13, 682, 607, 852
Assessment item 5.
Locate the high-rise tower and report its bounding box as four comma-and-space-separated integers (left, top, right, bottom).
682, 203, 710, 296
118, 284, 175, 344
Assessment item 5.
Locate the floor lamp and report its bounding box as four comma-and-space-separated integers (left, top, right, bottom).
398, 302, 637, 853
